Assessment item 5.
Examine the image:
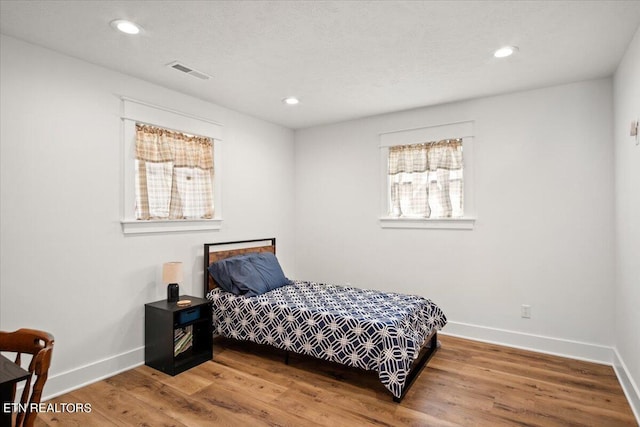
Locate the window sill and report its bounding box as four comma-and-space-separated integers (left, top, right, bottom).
379, 217, 475, 230
120, 219, 222, 235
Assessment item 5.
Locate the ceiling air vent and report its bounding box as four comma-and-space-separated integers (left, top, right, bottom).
167, 61, 211, 80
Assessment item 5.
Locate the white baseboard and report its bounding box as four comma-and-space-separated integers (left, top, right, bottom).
441, 321, 639, 425
441, 321, 615, 364
613, 348, 640, 424
41, 346, 144, 401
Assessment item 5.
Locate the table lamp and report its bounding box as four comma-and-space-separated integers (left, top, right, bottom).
162, 262, 183, 303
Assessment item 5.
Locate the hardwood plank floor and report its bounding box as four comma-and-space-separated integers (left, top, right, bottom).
35, 335, 637, 426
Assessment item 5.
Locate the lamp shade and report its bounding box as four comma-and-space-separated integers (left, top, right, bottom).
162, 262, 183, 284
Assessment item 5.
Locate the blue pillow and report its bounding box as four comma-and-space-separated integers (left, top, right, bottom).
207, 252, 291, 297
227, 258, 266, 297
248, 252, 291, 292
207, 254, 252, 295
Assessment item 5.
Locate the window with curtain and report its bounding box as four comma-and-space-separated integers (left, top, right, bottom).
388, 139, 463, 218
135, 123, 214, 220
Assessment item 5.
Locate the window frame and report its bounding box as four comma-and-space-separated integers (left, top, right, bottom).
379, 121, 476, 230
119, 97, 223, 235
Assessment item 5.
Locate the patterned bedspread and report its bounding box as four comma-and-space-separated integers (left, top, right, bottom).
206, 280, 447, 398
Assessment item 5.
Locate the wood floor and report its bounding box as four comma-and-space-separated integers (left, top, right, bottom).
35, 335, 636, 426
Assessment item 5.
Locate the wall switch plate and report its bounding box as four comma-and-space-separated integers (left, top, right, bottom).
631, 120, 638, 137
521, 304, 531, 318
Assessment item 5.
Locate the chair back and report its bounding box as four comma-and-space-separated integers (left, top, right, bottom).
0, 328, 54, 427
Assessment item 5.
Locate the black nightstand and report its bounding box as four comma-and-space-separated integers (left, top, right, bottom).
144, 295, 213, 376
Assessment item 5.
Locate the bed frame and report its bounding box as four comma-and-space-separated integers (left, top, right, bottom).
203, 238, 438, 402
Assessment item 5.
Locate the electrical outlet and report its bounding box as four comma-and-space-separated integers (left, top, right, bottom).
521, 304, 531, 319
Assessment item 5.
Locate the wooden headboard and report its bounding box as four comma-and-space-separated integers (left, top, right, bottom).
203, 238, 276, 295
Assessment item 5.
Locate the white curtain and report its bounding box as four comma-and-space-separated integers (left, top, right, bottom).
388, 139, 463, 218
135, 124, 214, 220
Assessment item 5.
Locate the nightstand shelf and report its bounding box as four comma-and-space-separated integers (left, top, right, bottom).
144, 295, 213, 376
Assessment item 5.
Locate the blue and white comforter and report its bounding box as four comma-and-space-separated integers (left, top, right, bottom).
206, 280, 447, 398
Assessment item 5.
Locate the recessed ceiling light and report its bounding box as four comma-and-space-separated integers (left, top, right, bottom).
110, 19, 142, 35
494, 46, 518, 58
282, 97, 300, 105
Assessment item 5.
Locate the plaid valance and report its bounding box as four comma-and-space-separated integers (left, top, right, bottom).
388, 139, 462, 174
135, 124, 213, 170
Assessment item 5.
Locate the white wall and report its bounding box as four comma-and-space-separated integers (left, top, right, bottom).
294, 79, 615, 354
0, 35, 295, 396
613, 27, 640, 416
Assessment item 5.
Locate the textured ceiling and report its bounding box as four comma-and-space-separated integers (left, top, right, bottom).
1, 1, 640, 129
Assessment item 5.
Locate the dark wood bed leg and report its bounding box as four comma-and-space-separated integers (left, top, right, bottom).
285, 351, 290, 365
393, 331, 439, 403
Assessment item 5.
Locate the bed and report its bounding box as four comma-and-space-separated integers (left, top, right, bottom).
203, 238, 447, 401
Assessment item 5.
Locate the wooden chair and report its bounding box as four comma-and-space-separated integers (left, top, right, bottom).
0, 329, 54, 427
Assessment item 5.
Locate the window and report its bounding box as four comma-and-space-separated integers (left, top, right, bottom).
135, 124, 214, 220
120, 97, 223, 234
388, 139, 463, 218
379, 121, 475, 229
